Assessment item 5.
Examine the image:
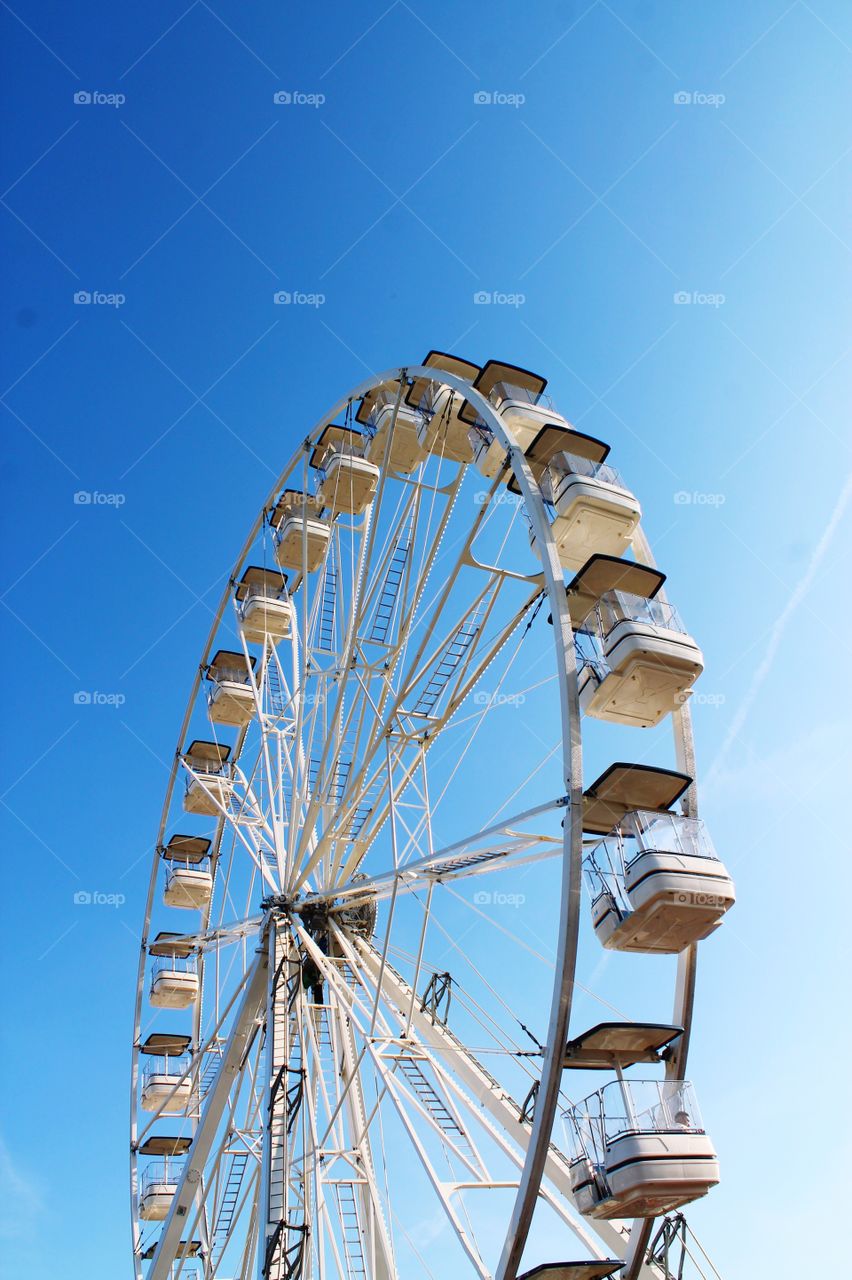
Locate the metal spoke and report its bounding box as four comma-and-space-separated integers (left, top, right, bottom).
131, 361, 715, 1280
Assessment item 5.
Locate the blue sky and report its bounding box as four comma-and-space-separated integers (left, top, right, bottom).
1, 2, 851, 1276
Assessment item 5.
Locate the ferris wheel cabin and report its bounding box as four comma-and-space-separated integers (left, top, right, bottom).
563, 1022, 719, 1219
161, 834, 213, 909
459, 358, 549, 438
129, 352, 730, 1278
310, 425, 380, 515
408, 350, 481, 461
271, 490, 330, 572
582, 787, 735, 953
148, 932, 198, 1009
518, 1264, 623, 1280
181, 740, 233, 815
140, 1240, 201, 1262
138, 1137, 191, 1220
492, 422, 640, 568
358, 383, 427, 473
568, 556, 704, 727
205, 649, 256, 727
539, 450, 641, 570
456, 362, 642, 571
236, 565, 293, 644
582, 760, 691, 835
458, 359, 554, 477
139, 1034, 193, 1114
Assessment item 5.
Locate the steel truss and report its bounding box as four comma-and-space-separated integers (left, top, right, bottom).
131, 364, 705, 1280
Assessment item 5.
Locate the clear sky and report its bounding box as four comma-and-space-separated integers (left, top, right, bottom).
1, 2, 851, 1277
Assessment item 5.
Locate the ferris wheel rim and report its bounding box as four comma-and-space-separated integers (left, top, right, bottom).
130, 361, 701, 1280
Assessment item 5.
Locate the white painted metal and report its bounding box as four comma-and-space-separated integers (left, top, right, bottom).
163, 865, 213, 910
316, 451, 380, 516
131, 361, 713, 1280
415, 384, 475, 460
533, 469, 641, 571
363, 400, 426, 473
276, 514, 331, 573
149, 960, 199, 1009
209, 678, 257, 727
146, 944, 269, 1280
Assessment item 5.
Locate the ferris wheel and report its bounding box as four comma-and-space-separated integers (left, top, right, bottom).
130, 353, 734, 1280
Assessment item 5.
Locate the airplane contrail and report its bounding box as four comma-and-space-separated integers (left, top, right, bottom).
707, 466, 852, 784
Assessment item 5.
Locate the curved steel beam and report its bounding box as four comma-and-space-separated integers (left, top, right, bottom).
131, 362, 693, 1279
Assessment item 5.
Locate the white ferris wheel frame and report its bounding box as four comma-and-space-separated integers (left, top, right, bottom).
130, 364, 701, 1280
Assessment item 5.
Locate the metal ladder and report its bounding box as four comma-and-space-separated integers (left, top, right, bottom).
199, 1047, 223, 1097
411, 605, 485, 716
312, 1000, 368, 1275
337, 774, 380, 841
212, 1150, 249, 1262
343, 799, 375, 841
314, 1003, 341, 1128
261, 847, 280, 878
369, 517, 413, 643
264, 654, 288, 718
335, 1180, 367, 1277
308, 754, 351, 805
396, 1056, 464, 1136
267, 962, 301, 1232
338, 961, 360, 992
317, 561, 337, 652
